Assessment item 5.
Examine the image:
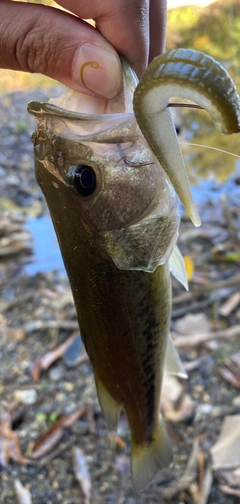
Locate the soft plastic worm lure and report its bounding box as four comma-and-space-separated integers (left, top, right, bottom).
133, 48, 240, 227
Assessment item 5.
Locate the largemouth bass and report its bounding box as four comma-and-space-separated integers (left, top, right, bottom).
28, 49, 240, 493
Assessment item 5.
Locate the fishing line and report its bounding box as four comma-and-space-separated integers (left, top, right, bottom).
179, 141, 240, 160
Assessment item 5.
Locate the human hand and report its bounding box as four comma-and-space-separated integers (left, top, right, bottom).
0, 0, 167, 98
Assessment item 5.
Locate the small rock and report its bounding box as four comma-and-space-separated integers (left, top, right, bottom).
174, 312, 210, 335
14, 389, 37, 405
48, 364, 65, 381
63, 333, 83, 367
71, 420, 90, 435
232, 396, 240, 408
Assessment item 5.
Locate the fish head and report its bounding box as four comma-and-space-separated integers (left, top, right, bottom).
28, 59, 180, 273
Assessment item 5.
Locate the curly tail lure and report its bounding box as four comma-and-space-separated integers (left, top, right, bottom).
134, 48, 240, 227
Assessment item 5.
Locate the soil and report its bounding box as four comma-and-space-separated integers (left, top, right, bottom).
0, 89, 240, 504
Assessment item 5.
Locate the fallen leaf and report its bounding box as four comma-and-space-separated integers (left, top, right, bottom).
30, 333, 78, 382
3, 327, 25, 342
198, 467, 213, 504
219, 485, 240, 497
14, 479, 32, 504
0, 413, 32, 467
72, 446, 91, 501
161, 375, 195, 423
31, 409, 86, 458
218, 367, 240, 389
173, 324, 240, 348
220, 467, 240, 487
211, 415, 240, 471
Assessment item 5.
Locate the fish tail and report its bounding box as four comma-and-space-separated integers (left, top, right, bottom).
131, 415, 172, 494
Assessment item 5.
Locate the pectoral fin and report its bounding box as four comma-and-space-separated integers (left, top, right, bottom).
95, 375, 121, 431
131, 415, 172, 493
169, 245, 188, 291
165, 334, 188, 379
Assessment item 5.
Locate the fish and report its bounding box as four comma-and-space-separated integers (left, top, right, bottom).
28, 49, 240, 493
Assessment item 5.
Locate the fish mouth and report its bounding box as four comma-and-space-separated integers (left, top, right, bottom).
28, 101, 140, 144
101, 206, 180, 273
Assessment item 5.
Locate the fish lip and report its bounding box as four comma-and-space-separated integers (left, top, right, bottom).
28, 101, 139, 144
28, 101, 134, 123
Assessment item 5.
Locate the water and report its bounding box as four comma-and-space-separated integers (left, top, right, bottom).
24, 215, 66, 275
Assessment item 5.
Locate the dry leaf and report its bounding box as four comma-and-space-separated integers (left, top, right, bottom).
218, 367, 240, 388
161, 375, 195, 423
14, 479, 32, 504
219, 485, 240, 497
3, 327, 25, 342
220, 467, 240, 487
219, 292, 240, 317
173, 325, 240, 348
30, 333, 77, 382
72, 446, 91, 501
198, 467, 213, 504
31, 409, 86, 458
211, 415, 240, 471
0, 413, 32, 467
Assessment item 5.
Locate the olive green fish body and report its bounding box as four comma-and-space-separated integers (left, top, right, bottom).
33, 126, 175, 491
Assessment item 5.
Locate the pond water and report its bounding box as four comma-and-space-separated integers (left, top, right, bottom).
24, 215, 66, 275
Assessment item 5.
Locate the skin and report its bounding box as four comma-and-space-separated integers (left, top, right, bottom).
0, 0, 167, 97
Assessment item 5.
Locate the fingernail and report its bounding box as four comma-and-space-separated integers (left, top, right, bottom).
72, 43, 122, 98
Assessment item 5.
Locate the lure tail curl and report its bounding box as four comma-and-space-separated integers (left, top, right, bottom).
133, 48, 240, 227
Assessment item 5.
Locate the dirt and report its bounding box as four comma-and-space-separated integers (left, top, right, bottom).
0, 89, 240, 504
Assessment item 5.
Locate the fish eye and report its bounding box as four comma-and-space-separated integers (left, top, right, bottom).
73, 165, 96, 197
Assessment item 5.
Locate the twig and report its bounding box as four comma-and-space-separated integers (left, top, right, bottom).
37, 439, 75, 467
173, 324, 240, 348
25, 320, 79, 333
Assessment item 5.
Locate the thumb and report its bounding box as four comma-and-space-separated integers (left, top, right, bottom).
0, 1, 122, 99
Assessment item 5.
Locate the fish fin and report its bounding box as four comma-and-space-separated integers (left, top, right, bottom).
131, 415, 172, 494
169, 245, 189, 291
95, 375, 121, 431
165, 334, 188, 379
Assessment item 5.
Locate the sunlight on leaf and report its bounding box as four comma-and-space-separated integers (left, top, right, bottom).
183, 255, 194, 281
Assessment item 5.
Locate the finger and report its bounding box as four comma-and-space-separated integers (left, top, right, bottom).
149, 0, 167, 62
55, 0, 150, 77
0, 1, 122, 98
